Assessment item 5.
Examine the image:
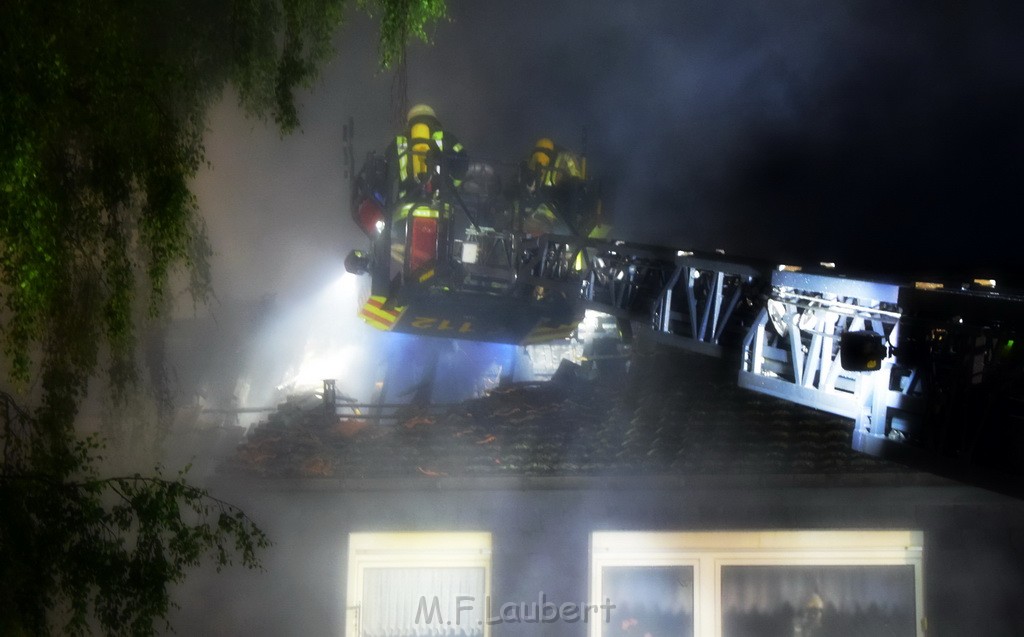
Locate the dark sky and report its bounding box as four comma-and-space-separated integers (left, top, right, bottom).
193, 0, 1024, 303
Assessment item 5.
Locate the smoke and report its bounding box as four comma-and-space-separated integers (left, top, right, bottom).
401, 0, 1024, 280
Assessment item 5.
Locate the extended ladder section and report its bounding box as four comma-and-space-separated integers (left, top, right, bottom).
511, 235, 768, 355
738, 269, 902, 421
518, 236, 1024, 496
736, 268, 1023, 496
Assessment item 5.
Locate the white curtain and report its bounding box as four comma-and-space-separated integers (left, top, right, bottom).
361, 566, 485, 637
720, 565, 916, 614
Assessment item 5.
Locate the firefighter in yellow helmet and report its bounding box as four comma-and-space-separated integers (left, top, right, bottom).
378, 103, 468, 270
513, 137, 596, 237
529, 138, 581, 187
386, 104, 468, 212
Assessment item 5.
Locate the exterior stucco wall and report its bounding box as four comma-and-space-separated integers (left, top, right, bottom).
166, 478, 1024, 636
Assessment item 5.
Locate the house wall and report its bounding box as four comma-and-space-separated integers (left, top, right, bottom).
166, 478, 1024, 637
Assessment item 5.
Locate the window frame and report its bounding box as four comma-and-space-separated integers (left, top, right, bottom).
346, 532, 492, 637
590, 530, 924, 637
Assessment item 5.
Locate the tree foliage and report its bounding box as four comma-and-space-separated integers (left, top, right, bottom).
1, 411, 270, 636
0, 0, 446, 634
359, 0, 448, 68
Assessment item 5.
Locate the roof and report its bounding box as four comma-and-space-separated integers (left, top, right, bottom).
219, 339, 928, 486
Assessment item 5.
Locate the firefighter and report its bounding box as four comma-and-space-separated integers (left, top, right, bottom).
347, 105, 468, 275
513, 137, 595, 237
386, 103, 468, 224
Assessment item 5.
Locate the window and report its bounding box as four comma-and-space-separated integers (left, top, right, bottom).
347, 532, 491, 637
591, 530, 924, 637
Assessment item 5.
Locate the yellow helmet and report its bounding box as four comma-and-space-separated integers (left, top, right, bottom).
531, 137, 555, 169
407, 103, 436, 124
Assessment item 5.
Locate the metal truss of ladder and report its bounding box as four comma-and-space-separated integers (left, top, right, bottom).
738, 269, 903, 422
563, 239, 767, 356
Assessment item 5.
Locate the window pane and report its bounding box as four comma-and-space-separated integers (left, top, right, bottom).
362, 566, 485, 637
721, 565, 916, 637
602, 565, 694, 637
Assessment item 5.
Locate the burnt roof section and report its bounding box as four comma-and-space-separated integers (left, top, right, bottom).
220, 340, 927, 486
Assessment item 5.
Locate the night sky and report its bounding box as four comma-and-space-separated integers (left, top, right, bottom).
192, 0, 1024, 306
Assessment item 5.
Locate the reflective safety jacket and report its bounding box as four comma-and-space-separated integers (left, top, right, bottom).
538, 150, 583, 188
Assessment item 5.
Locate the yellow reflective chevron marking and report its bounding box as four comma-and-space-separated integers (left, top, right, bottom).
358, 296, 405, 331
418, 268, 435, 283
